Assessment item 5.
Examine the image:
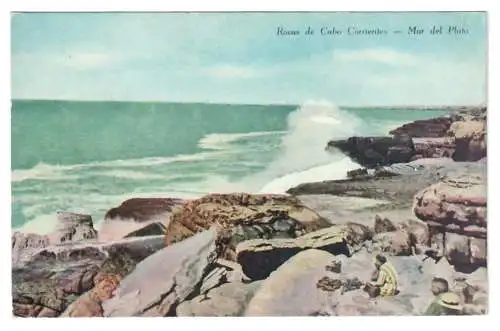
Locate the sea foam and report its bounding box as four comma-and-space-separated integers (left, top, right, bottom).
198, 131, 286, 150
11, 152, 223, 183
258, 157, 361, 194
250, 100, 363, 193
13, 100, 366, 234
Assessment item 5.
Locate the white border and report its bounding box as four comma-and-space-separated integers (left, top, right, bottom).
1, 1, 498, 330
2, 0, 495, 12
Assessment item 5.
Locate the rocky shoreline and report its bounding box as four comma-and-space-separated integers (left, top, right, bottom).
11, 106, 488, 317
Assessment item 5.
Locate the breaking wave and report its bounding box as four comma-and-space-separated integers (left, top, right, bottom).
251, 100, 364, 193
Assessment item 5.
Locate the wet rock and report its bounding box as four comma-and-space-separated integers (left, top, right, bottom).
104, 198, 183, 222
100, 198, 183, 241
387, 145, 414, 165
326, 136, 415, 168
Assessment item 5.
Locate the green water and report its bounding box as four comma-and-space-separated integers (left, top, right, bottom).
11, 100, 448, 232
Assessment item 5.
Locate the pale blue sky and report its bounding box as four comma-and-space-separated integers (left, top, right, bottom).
11, 12, 487, 105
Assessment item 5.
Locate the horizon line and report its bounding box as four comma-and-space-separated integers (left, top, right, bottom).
10, 98, 487, 109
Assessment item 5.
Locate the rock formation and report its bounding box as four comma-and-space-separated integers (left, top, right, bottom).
163, 193, 330, 259
99, 198, 184, 241
413, 168, 486, 270
326, 135, 415, 168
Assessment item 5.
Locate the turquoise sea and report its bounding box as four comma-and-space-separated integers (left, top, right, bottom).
11, 100, 448, 233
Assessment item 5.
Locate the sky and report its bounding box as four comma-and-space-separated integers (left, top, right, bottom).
11, 12, 487, 106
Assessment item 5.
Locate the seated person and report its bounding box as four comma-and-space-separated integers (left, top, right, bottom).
424, 277, 463, 315
364, 254, 398, 298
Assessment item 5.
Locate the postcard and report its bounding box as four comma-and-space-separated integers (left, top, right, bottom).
11, 12, 487, 317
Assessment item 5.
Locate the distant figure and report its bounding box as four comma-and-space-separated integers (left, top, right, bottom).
364, 254, 398, 298
424, 278, 463, 315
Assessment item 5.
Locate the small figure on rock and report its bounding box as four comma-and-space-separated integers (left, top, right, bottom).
424, 278, 463, 315
364, 254, 398, 298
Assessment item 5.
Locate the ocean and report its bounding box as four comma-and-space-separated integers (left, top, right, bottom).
11, 100, 449, 234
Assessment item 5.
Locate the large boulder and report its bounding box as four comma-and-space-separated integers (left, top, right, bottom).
102, 228, 219, 317
99, 198, 183, 242
176, 281, 263, 316
244, 249, 340, 316
104, 198, 183, 222
13, 214, 95, 266
163, 193, 330, 260
326, 136, 415, 168
414, 168, 486, 270
49, 211, 98, 244
12, 212, 99, 266
448, 120, 486, 162
236, 225, 350, 280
